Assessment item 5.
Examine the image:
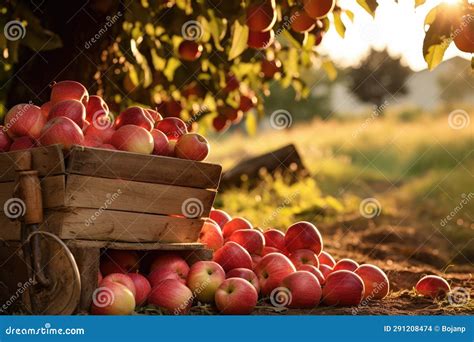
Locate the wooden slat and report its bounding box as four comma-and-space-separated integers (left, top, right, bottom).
67, 239, 206, 250
0, 215, 21, 240
64, 175, 215, 217
66, 146, 222, 190
0, 145, 65, 182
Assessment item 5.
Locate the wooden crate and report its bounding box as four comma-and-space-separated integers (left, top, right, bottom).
0, 144, 222, 243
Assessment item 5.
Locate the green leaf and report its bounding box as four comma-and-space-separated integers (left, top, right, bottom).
356, 0, 378, 18
415, 0, 427, 7
228, 20, 249, 60
245, 111, 257, 136
333, 11, 346, 38
322, 60, 337, 81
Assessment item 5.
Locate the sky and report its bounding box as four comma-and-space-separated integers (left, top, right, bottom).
319, 0, 473, 71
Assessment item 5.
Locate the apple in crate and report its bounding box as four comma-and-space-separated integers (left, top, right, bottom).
111, 125, 154, 154
50, 80, 89, 106
155, 117, 188, 140
187, 261, 225, 303
209, 209, 231, 229
198, 220, 224, 251
0, 127, 12, 151
254, 253, 296, 296
281, 271, 322, 308
151, 129, 172, 156
84, 124, 115, 145
226, 268, 260, 293
101, 273, 136, 298
90, 281, 135, 315
228, 229, 265, 255
128, 273, 151, 306
100, 250, 140, 276
215, 278, 258, 315
322, 270, 365, 306
86, 95, 109, 122
213, 241, 253, 272
115, 106, 154, 131
355, 264, 390, 300
4, 103, 46, 139
39, 116, 84, 150
222, 217, 253, 240
9, 137, 36, 151
175, 133, 210, 161
48, 99, 86, 128
263, 229, 286, 251
285, 221, 323, 254
148, 279, 193, 314
148, 254, 189, 286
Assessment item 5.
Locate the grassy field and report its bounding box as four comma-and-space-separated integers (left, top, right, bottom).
208, 111, 474, 265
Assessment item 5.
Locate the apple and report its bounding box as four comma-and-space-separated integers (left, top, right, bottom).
148, 279, 193, 314
228, 229, 265, 255
148, 254, 189, 287
281, 271, 322, 308
48, 99, 86, 128
84, 124, 115, 145
90, 281, 135, 315
0, 127, 12, 151
260, 59, 281, 79
289, 249, 319, 269
100, 144, 117, 150
263, 229, 286, 251
40, 101, 52, 118
101, 273, 136, 297
9, 136, 36, 151
186, 261, 225, 303
215, 278, 258, 315
213, 241, 253, 272
39, 117, 84, 150
254, 253, 296, 295
115, 106, 154, 131
415, 275, 450, 299
100, 250, 140, 276
220, 106, 244, 124
246, 1, 276, 32
178, 41, 203, 61
290, 8, 316, 33
318, 251, 336, 268
144, 108, 162, 123
226, 268, 260, 293
319, 264, 333, 279
247, 29, 275, 49
50, 80, 89, 106
149, 128, 171, 156
250, 254, 262, 270
222, 217, 253, 240
209, 209, 231, 228
4, 103, 46, 139
86, 95, 109, 122
322, 270, 365, 306
128, 273, 151, 306
303, 0, 335, 19
355, 264, 390, 300
174, 133, 210, 161
262, 246, 281, 256
239, 93, 257, 113
198, 220, 224, 251
212, 115, 231, 133
454, 16, 474, 53
285, 221, 323, 254
333, 258, 359, 272
111, 125, 154, 154
298, 264, 325, 285
155, 117, 188, 140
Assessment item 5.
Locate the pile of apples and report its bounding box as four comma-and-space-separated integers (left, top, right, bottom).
0, 80, 210, 161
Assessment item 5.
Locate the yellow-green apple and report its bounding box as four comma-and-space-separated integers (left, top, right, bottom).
111, 125, 154, 154
175, 133, 210, 161
263, 229, 286, 251
198, 220, 224, 251
155, 117, 188, 140
48, 99, 86, 128
86, 95, 109, 122
355, 264, 390, 300
209, 209, 231, 229
115, 106, 154, 131
246, 1, 276, 32
213, 241, 253, 272
333, 258, 359, 272
186, 261, 225, 303
100, 250, 140, 276
215, 278, 258, 315
0, 127, 11, 151
303, 0, 335, 19
415, 275, 450, 299
319, 264, 333, 279
90, 281, 135, 315
322, 270, 365, 306
281, 271, 322, 308
178, 41, 203, 61
151, 129, 172, 156
298, 264, 325, 285
226, 268, 260, 293
284, 221, 323, 254
5, 103, 46, 139
9, 136, 36, 151
148, 254, 189, 286
254, 253, 296, 295
101, 273, 136, 298
318, 251, 336, 267
128, 273, 151, 306
148, 279, 193, 314
222, 217, 253, 240
228, 229, 265, 255
39, 117, 84, 150
50, 80, 89, 106
289, 249, 319, 269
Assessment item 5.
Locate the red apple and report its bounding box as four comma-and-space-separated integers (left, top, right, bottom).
290, 8, 316, 33
86, 95, 109, 122
246, 1, 277, 32
319, 264, 333, 279
212, 115, 231, 133
262, 246, 281, 256
186, 261, 225, 303
209, 209, 231, 228
260, 59, 281, 79
144, 108, 162, 123
155, 117, 188, 140
174, 133, 210, 161
9, 136, 36, 151
226, 268, 260, 293
215, 278, 258, 315
39, 116, 84, 150
213, 241, 253, 272
4, 103, 46, 139
40, 101, 52, 118
322, 270, 365, 306
50, 80, 89, 106
415, 275, 450, 299
284, 221, 323, 254
289, 249, 319, 269
263, 229, 286, 251
254, 253, 296, 296
151, 129, 172, 156
298, 264, 325, 285
318, 251, 336, 268
111, 125, 154, 154
100, 144, 117, 150
148, 254, 189, 287
247, 29, 275, 49
148, 279, 193, 314
250, 254, 262, 270
333, 258, 359, 272
239, 93, 257, 113
228, 229, 265, 255
303, 0, 335, 19
100, 250, 140, 276
222, 217, 253, 240
101, 273, 136, 298
115, 106, 154, 131
90, 281, 135, 315
198, 220, 224, 251
178, 40, 203, 61
0, 127, 12, 151
128, 273, 151, 306
281, 271, 322, 308
84, 124, 115, 145
355, 264, 390, 300
48, 99, 86, 128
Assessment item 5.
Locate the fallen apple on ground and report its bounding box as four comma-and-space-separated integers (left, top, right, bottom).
415, 275, 450, 299
254, 252, 296, 296
281, 271, 322, 308
148, 279, 193, 314
213, 241, 253, 272
215, 277, 258, 315
226, 268, 260, 293
186, 261, 225, 303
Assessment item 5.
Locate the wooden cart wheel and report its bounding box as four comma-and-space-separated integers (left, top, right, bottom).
26, 231, 81, 315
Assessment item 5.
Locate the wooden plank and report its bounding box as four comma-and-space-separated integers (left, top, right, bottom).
64, 175, 215, 217
70, 246, 99, 314
66, 146, 222, 190
67, 239, 206, 251
0, 145, 65, 183
0, 215, 21, 240
44, 209, 204, 243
